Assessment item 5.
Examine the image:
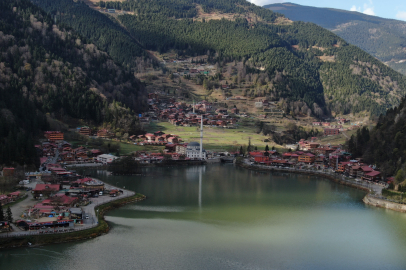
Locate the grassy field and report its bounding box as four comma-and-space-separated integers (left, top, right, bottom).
147, 121, 279, 152
68, 120, 356, 155
70, 138, 164, 155
317, 129, 358, 145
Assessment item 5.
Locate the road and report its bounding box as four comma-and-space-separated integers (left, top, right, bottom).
2, 179, 135, 238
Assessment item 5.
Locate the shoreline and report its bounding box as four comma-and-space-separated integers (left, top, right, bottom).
237, 161, 406, 213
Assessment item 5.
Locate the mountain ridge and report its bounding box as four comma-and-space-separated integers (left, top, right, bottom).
31, 0, 406, 117
264, 2, 406, 75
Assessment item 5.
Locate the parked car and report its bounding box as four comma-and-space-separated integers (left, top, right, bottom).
85, 215, 89, 219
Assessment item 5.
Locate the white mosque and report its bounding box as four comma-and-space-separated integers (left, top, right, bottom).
186, 142, 206, 159
185, 115, 206, 160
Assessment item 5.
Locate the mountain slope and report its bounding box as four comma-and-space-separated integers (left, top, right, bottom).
31, 0, 147, 70
352, 97, 406, 177
265, 2, 406, 75
32, 0, 406, 116
0, 0, 147, 165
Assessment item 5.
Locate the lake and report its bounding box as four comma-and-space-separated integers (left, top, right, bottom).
1, 164, 406, 270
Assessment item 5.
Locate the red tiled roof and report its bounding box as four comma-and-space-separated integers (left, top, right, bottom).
365, 171, 381, 177
33, 184, 60, 192
361, 166, 373, 172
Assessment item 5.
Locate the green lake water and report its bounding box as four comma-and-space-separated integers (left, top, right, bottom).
1, 164, 406, 270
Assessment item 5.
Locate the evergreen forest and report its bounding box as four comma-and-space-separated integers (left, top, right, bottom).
0, 0, 147, 165
33, 0, 406, 116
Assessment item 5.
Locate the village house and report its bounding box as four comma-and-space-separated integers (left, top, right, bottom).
42, 194, 79, 207
0, 194, 10, 206
78, 126, 91, 136
231, 108, 239, 114
357, 166, 374, 179
145, 133, 156, 142
97, 129, 113, 139
2, 167, 15, 177
349, 165, 362, 177
7, 191, 22, 202
33, 184, 61, 199
154, 131, 165, 136
324, 128, 340, 136
44, 131, 64, 142
298, 153, 315, 164
363, 170, 381, 181
96, 154, 119, 164
337, 162, 351, 173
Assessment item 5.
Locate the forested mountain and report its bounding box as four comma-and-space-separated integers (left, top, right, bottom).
31, 0, 406, 117
347, 97, 406, 178
31, 0, 147, 70
265, 2, 406, 75
0, 0, 147, 166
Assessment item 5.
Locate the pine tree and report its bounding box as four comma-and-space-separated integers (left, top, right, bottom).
265, 145, 269, 151
0, 204, 4, 221
239, 146, 243, 155
6, 206, 13, 223
247, 137, 252, 153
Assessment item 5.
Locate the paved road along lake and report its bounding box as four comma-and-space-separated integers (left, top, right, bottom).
1, 164, 406, 269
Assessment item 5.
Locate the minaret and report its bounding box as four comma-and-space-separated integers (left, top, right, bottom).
200, 114, 203, 159
193, 99, 195, 114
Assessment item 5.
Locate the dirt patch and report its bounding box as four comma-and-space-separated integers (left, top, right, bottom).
273, 16, 293, 25
193, 5, 236, 22
317, 55, 335, 62
312, 46, 326, 51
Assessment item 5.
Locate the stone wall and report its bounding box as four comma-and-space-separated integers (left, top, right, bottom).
363, 195, 406, 213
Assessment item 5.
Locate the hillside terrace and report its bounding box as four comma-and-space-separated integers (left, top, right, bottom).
146, 93, 240, 128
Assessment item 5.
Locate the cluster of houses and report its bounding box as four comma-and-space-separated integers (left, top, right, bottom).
145, 94, 240, 128
312, 118, 352, 136
132, 131, 181, 146
134, 141, 207, 163
15, 177, 121, 231
0, 191, 23, 207
37, 142, 102, 167
250, 138, 388, 183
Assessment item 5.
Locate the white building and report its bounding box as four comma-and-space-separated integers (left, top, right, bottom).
186, 142, 206, 159
97, 154, 119, 164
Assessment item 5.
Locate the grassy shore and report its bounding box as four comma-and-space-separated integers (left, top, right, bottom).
0, 193, 146, 249
382, 189, 406, 204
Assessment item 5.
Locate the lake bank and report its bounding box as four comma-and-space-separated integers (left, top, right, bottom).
237, 160, 406, 214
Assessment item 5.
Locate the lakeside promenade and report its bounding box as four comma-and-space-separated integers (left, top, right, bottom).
241, 158, 386, 193
239, 158, 406, 212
